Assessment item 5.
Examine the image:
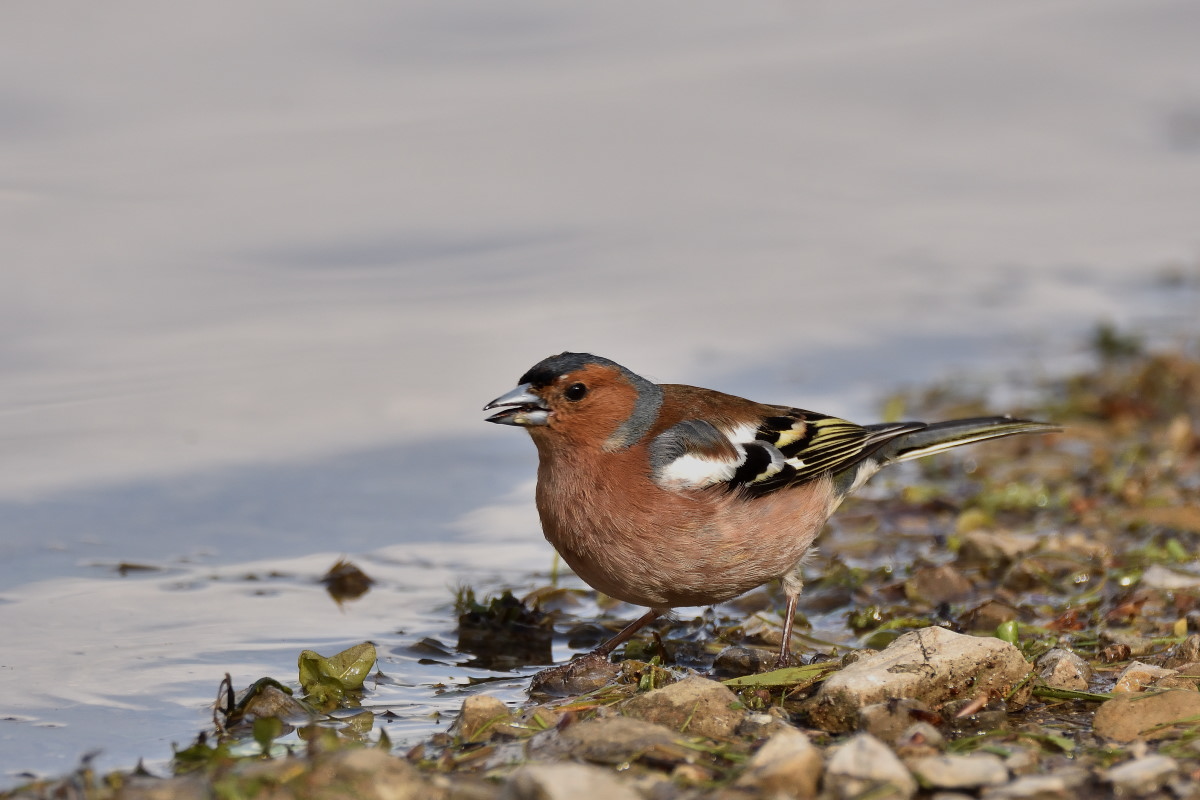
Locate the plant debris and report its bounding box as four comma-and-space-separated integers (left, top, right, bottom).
456, 587, 555, 669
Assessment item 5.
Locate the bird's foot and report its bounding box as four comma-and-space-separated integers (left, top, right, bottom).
528, 651, 622, 696
772, 650, 794, 670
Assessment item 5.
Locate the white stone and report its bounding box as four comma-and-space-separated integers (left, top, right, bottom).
1035, 648, 1093, 692
1106, 754, 1179, 796
909, 753, 1008, 789
734, 727, 822, 799
1113, 661, 1177, 694
810, 628, 1030, 732
1140, 564, 1200, 590
824, 733, 917, 800
502, 763, 641, 800
982, 768, 1089, 799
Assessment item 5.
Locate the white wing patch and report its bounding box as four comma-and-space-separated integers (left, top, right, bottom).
656, 451, 745, 490
724, 422, 760, 444
650, 419, 789, 491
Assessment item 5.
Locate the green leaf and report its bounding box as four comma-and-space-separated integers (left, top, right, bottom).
722, 663, 834, 688
995, 620, 1019, 645
298, 642, 377, 705
1166, 537, 1189, 562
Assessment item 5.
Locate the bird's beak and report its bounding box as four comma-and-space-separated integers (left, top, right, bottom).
483, 383, 550, 426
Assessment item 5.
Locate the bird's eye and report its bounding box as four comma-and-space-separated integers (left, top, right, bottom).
564, 382, 588, 401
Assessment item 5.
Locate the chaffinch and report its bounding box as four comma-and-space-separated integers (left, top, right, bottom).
484, 352, 1058, 674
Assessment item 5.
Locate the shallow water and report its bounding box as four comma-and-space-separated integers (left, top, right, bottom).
3, 0, 1200, 786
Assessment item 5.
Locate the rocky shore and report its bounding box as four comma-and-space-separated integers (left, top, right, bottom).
7, 344, 1200, 800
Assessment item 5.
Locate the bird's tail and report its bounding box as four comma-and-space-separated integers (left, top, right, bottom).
870, 417, 1061, 465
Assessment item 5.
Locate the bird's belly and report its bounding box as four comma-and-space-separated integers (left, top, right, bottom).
555, 540, 774, 608
541, 483, 830, 610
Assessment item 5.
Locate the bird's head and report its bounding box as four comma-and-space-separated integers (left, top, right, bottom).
484, 352, 663, 451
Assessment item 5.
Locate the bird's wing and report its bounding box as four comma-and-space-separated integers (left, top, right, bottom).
647, 419, 767, 490
649, 410, 925, 495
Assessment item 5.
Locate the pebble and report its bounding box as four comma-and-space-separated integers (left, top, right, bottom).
1093, 690, 1200, 742
895, 722, 945, 752
310, 748, 436, 800
858, 698, 936, 744
1100, 629, 1158, 658
824, 733, 918, 800
1112, 660, 1176, 694
712, 645, 774, 677
104, 774, 211, 800
1034, 648, 1092, 692
733, 727, 823, 799
809, 627, 1030, 732
1156, 661, 1200, 690
621, 675, 746, 739
1106, 754, 1179, 796
671, 762, 716, 785
958, 599, 1021, 633
1163, 634, 1200, 668
1003, 747, 1040, 775
1140, 564, 1200, 591
234, 682, 313, 723
502, 763, 641, 800
956, 530, 1040, 568
904, 564, 975, 605
454, 695, 511, 741
980, 767, 1090, 799
530, 715, 691, 765
736, 709, 795, 739
1000, 555, 1081, 593
908, 753, 1009, 789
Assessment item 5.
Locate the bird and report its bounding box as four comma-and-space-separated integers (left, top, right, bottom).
484, 352, 1058, 675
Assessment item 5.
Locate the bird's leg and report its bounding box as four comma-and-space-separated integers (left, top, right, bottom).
592, 609, 663, 657
775, 573, 803, 668
774, 593, 799, 668
529, 609, 663, 695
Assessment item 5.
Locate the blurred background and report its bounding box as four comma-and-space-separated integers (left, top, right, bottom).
2, 0, 1198, 784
